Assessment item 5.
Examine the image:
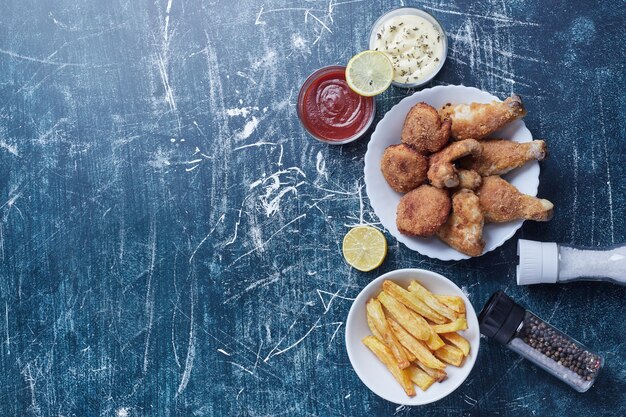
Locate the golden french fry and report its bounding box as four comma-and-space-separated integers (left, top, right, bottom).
435, 295, 466, 314
407, 281, 457, 321
415, 360, 447, 382
388, 319, 446, 370
434, 344, 465, 367
367, 312, 384, 341
431, 317, 468, 334
425, 327, 446, 350
441, 332, 471, 356
382, 280, 447, 324
369, 311, 416, 362
362, 336, 416, 397
378, 291, 430, 341
403, 346, 416, 363
406, 366, 435, 391
366, 299, 411, 369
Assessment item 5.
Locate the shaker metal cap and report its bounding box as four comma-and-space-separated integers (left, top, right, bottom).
517, 239, 559, 285
478, 291, 525, 344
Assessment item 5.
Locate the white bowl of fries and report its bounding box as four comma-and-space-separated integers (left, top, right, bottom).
345, 269, 480, 405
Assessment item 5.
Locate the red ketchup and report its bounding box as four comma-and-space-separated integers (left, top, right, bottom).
297, 66, 375, 144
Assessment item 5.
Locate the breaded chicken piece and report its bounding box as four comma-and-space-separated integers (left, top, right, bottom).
396, 185, 451, 237
427, 139, 482, 188
460, 139, 546, 176
456, 169, 482, 191
440, 94, 527, 141
401, 103, 451, 154
477, 176, 554, 223
438, 190, 485, 256
381, 144, 429, 193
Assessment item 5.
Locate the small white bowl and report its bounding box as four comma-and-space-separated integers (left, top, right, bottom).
368, 7, 448, 88
345, 269, 480, 405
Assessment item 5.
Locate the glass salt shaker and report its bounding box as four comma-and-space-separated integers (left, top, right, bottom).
479, 291, 603, 392
517, 239, 626, 285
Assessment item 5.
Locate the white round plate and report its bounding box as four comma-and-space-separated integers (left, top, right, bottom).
364, 85, 539, 261
345, 269, 480, 405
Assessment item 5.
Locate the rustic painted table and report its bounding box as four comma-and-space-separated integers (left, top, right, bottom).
1, 0, 624, 416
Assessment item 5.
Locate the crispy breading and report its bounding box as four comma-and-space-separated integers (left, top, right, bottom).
440, 94, 526, 141
396, 185, 451, 237
456, 169, 482, 191
427, 139, 482, 188
437, 189, 485, 256
380, 144, 429, 193
477, 176, 554, 223
459, 139, 546, 176
401, 103, 451, 153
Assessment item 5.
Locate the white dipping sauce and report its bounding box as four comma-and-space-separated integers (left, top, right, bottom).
371, 14, 444, 84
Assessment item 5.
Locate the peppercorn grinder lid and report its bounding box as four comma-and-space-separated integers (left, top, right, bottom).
478, 291, 526, 344
516, 239, 559, 285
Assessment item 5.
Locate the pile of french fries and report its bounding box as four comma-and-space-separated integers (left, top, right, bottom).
362, 280, 471, 397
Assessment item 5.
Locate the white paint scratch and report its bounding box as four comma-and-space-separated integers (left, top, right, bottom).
316, 289, 355, 313
0, 140, 19, 156
0, 47, 110, 67
570, 147, 579, 240
116, 407, 131, 417
305, 10, 332, 34
225, 361, 259, 378
237, 117, 260, 140
189, 213, 225, 263
328, 321, 343, 345
597, 89, 615, 243
264, 317, 322, 362
228, 213, 307, 267
4, 302, 9, 354
143, 219, 157, 374
155, 53, 177, 114
223, 272, 282, 304
255, 167, 306, 217
316, 150, 327, 180
233, 141, 278, 151
217, 348, 231, 356
164, 0, 174, 43
148, 148, 172, 169
176, 273, 196, 396
421, 5, 540, 26
226, 106, 258, 118
21, 363, 41, 416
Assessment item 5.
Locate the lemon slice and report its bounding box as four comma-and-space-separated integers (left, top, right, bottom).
345, 50, 394, 96
342, 226, 388, 272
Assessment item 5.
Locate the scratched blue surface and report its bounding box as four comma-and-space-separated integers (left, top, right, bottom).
0, 0, 624, 416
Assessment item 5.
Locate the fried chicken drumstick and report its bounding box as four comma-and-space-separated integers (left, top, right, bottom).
437, 189, 485, 257
427, 139, 482, 189
440, 94, 527, 141
460, 139, 546, 176
477, 176, 554, 223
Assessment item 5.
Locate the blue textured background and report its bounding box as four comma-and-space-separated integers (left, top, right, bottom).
0, 0, 624, 416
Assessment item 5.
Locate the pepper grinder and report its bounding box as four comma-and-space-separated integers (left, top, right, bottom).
517, 239, 626, 285
479, 291, 603, 392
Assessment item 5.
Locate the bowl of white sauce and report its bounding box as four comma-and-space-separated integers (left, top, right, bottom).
369, 8, 448, 88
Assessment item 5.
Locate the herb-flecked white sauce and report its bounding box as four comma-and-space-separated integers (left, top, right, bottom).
372, 15, 444, 84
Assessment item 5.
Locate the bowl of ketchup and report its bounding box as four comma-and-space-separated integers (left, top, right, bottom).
297, 65, 376, 145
